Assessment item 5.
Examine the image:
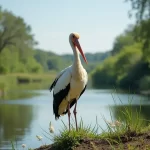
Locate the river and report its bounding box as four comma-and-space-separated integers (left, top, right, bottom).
0, 89, 149, 149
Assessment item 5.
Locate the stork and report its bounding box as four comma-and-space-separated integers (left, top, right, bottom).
49, 33, 88, 131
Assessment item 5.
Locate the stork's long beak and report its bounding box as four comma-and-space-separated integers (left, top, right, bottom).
73, 39, 88, 64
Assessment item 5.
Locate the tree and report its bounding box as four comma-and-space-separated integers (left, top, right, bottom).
127, 0, 150, 20
127, 0, 150, 62
112, 33, 134, 55
114, 43, 143, 88
91, 56, 117, 88
111, 25, 135, 55
0, 7, 37, 53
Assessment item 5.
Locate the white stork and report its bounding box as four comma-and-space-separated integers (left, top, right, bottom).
49, 33, 88, 131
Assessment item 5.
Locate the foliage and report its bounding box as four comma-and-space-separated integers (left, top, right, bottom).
61, 51, 110, 73
0, 6, 110, 75
10, 140, 15, 150
118, 61, 149, 90
127, 0, 150, 61
0, 7, 43, 74
34, 50, 110, 73
91, 56, 117, 88
127, 0, 150, 20
91, 0, 150, 91
0, 3, 149, 93
139, 75, 150, 90
114, 43, 142, 86
91, 24, 150, 91
0, 72, 56, 99
112, 26, 135, 55
101, 103, 144, 145
62, 52, 110, 64
0, 7, 37, 53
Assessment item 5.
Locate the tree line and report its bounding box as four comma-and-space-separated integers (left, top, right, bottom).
0, 6, 109, 74
91, 0, 150, 92
0, 0, 149, 92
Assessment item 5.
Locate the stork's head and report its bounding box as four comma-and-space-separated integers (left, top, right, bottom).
69, 32, 88, 64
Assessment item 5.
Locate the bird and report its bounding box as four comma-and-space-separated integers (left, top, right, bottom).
49, 32, 88, 131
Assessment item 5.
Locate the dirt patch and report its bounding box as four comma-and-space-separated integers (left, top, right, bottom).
35, 132, 150, 150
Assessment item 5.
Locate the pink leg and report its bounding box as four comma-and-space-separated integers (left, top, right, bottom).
73, 100, 78, 131
67, 102, 71, 131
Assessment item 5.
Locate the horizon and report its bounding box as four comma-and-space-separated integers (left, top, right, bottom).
1, 0, 135, 54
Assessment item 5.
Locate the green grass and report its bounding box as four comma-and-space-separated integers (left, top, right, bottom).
11, 140, 16, 150
0, 72, 56, 99
99, 97, 144, 144
0, 72, 56, 89
52, 119, 100, 150
50, 96, 149, 150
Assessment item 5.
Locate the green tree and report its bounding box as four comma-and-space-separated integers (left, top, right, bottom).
127, 0, 150, 63
0, 7, 37, 53
0, 7, 42, 74
112, 26, 135, 55
114, 43, 142, 84
91, 56, 117, 88
127, 0, 150, 20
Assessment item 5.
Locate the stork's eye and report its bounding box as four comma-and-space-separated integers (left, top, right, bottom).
72, 35, 75, 38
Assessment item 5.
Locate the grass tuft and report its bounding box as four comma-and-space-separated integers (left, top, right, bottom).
99, 93, 147, 145
53, 119, 99, 150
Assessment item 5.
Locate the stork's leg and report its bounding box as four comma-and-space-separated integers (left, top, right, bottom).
67, 101, 71, 131
73, 99, 78, 131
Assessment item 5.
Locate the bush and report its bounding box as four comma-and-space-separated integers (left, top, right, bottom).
139, 76, 150, 90
0, 65, 8, 74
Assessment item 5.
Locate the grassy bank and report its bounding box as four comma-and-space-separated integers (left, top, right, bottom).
32, 99, 150, 150
34, 124, 150, 150
0, 72, 56, 99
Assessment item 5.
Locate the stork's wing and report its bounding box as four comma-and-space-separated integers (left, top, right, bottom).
50, 66, 72, 119
49, 66, 71, 92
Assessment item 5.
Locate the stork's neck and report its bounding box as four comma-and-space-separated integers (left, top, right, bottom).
70, 41, 82, 67
73, 47, 81, 66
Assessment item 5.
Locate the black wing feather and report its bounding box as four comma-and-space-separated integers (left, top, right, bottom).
49, 68, 71, 120
53, 83, 70, 119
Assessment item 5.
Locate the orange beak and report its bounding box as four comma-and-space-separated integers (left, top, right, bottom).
73, 38, 88, 64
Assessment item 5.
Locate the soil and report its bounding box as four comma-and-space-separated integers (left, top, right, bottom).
34, 131, 150, 150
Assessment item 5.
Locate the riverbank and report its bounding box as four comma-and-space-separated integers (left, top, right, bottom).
0, 72, 56, 99
34, 126, 150, 150
35, 131, 150, 150
33, 98, 150, 150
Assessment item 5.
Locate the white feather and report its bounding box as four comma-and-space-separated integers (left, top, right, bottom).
54, 66, 72, 94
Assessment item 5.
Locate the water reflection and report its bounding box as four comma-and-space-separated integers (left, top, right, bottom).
0, 89, 149, 149
0, 104, 37, 149
0, 90, 39, 100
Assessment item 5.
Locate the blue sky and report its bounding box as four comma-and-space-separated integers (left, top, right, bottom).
0, 0, 134, 54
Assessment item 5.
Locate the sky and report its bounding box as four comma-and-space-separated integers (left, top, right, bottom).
0, 0, 135, 54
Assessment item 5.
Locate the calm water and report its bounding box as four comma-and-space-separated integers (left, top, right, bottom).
0, 89, 149, 149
